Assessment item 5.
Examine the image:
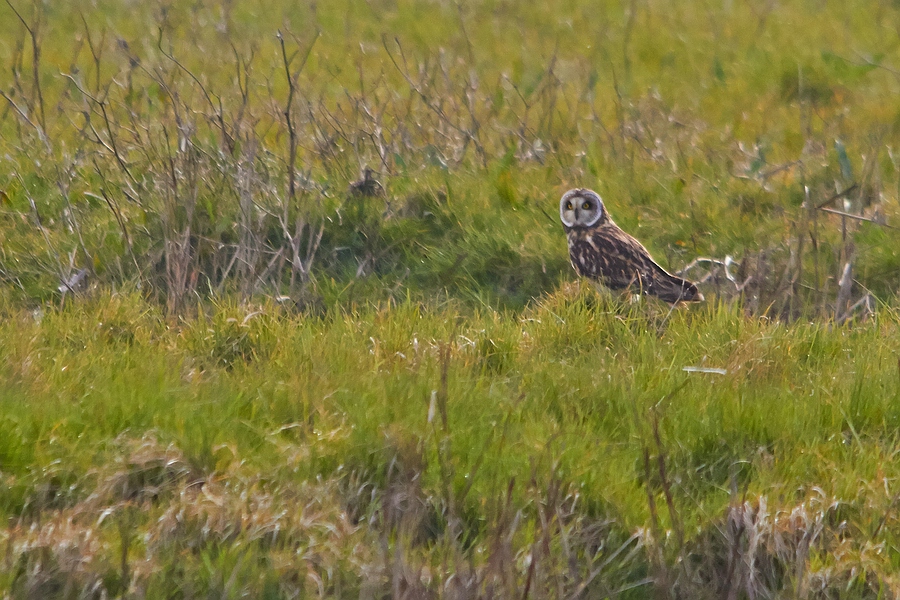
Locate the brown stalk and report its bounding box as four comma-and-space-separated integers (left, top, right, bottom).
650, 410, 683, 552
4, 0, 45, 132
277, 29, 320, 204
156, 28, 236, 155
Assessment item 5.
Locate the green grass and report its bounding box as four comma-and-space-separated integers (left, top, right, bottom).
3, 0, 900, 597
2, 0, 900, 310
2, 290, 900, 596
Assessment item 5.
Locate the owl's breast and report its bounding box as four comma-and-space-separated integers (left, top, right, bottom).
566, 231, 606, 280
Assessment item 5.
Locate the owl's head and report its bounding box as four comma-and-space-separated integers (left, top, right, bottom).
559, 188, 607, 229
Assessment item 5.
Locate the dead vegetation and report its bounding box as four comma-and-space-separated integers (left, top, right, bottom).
4, 1, 900, 597
0, 2, 896, 317
3, 423, 898, 597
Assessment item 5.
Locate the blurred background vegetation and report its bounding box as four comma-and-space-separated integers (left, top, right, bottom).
1, 0, 899, 315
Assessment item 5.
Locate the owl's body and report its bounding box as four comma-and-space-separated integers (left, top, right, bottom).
560, 188, 702, 304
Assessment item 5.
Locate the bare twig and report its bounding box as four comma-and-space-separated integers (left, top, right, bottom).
277, 29, 320, 203
815, 183, 858, 209
817, 206, 895, 229
4, 0, 46, 131
835, 261, 853, 322
0, 89, 48, 147
156, 30, 235, 154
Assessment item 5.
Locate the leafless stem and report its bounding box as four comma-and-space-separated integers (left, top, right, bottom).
157, 28, 235, 154
277, 29, 319, 204
4, 0, 46, 132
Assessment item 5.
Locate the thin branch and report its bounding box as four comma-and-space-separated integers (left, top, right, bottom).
0, 89, 49, 148
815, 183, 858, 209
157, 28, 236, 154
4, 0, 46, 131
817, 206, 896, 229
277, 29, 320, 203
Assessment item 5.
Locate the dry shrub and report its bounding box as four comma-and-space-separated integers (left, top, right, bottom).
681, 491, 895, 599
3, 434, 373, 597
88, 434, 199, 506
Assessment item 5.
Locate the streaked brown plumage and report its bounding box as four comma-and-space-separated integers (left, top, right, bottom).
559, 188, 703, 304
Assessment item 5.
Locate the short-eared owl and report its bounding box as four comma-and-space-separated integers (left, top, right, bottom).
560, 188, 703, 304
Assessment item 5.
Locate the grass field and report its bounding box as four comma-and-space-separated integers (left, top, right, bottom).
3, 0, 900, 597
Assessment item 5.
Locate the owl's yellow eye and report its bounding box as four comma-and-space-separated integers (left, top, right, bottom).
566, 202, 573, 210
582, 202, 590, 210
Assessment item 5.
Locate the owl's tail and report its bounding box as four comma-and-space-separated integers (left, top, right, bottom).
654, 274, 704, 304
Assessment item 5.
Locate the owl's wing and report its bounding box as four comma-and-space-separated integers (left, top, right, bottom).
570, 226, 701, 303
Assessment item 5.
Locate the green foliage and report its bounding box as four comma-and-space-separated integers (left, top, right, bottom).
0, 292, 898, 595
1, 0, 899, 312
3, 0, 900, 596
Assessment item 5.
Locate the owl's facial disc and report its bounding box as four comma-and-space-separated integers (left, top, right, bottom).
559, 188, 604, 228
